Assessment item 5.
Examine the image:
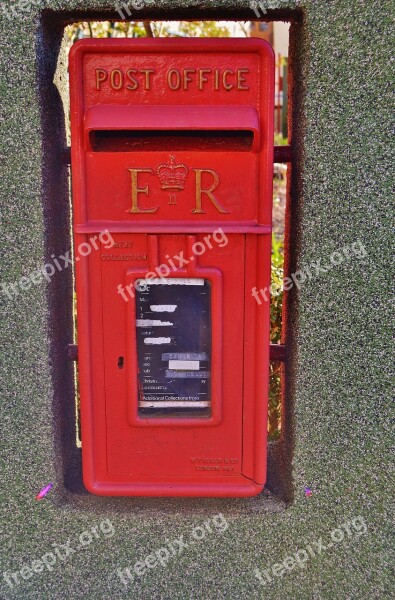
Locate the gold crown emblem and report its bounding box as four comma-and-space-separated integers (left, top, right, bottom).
156, 155, 189, 191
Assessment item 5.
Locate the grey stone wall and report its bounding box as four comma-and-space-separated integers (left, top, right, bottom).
0, 1, 392, 598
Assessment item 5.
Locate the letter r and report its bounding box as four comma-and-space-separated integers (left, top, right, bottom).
192, 169, 229, 214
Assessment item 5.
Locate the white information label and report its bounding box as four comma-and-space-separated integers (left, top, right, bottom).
150, 305, 178, 313
144, 337, 172, 345
168, 360, 200, 371
136, 320, 173, 327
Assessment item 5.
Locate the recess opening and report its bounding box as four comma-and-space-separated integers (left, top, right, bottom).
50, 13, 297, 503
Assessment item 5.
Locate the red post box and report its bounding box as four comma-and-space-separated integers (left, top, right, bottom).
69, 38, 274, 497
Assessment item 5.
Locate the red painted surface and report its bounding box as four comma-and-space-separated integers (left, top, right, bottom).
69, 38, 274, 497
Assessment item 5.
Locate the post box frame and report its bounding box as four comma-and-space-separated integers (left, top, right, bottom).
69, 38, 274, 497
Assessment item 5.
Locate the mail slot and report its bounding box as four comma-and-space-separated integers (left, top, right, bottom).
69, 38, 274, 497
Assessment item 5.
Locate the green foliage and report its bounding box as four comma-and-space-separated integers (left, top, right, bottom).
269, 234, 284, 440
270, 235, 284, 345
65, 21, 233, 43
274, 132, 288, 146
65, 21, 146, 42
177, 22, 231, 38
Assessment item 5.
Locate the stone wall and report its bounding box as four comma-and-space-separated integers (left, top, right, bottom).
0, 1, 392, 598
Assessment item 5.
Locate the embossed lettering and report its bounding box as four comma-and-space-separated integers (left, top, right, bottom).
126, 69, 138, 90
237, 68, 250, 90
111, 69, 123, 90
167, 69, 181, 90
128, 169, 158, 214
141, 69, 154, 90
96, 69, 108, 90
192, 169, 229, 214
198, 68, 211, 90
222, 69, 234, 91
183, 69, 196, 90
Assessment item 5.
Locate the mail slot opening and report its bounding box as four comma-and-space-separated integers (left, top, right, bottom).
135, 278, 212, 419
89, 130, 254, 152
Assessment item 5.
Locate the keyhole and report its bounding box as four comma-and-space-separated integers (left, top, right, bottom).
118, 356, 124, 369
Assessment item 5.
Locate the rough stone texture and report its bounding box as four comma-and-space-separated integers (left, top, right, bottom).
0, 1, 393, 598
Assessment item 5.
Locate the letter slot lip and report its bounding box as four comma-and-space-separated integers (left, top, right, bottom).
84, 105, 260, 152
